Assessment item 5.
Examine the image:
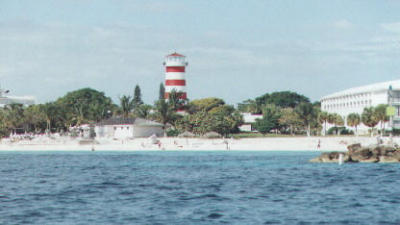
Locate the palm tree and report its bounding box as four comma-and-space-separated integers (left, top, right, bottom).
326, 113, 343, 135
334, 114, 344, 135
119, 95, 134, 118
318, 111, 329, 136
374, 104, 389, 134
168, 90, 186, 111
135, 104, 153, 119
155, 99, 176, 136
347, 113, 361, 135
3, 103, 24, 134
41, 103, 58, 133
362, 107, 379, 137
294, 102, 315, 136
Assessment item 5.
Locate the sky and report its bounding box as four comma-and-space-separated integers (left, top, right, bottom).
1, 0, 400, 105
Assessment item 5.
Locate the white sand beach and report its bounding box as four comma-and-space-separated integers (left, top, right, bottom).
0, 136, 390, 152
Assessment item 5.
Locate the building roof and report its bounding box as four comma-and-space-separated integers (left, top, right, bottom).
97, 117, 164, 127
167, 52, 185, 57
321, 79, 400, 100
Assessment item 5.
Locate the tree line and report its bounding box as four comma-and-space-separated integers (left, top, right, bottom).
319, 104, 389, 136
0, 86, 390, 138
0, 84, 244, 137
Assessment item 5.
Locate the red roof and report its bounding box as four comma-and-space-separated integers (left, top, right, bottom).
167, 52, 185, 57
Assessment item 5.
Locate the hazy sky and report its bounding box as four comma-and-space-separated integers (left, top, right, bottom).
1, 0, 400, 105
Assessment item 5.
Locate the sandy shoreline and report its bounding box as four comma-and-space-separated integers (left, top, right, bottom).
0, 136, 388, 152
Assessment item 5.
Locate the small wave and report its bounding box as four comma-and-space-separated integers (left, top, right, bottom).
207, 213, 223, 219
179, 193, 230, 201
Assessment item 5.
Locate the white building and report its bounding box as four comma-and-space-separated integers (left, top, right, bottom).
0, 88, 35, 107
0, 96, 35, 107
239, 113, 263, 132
320, 80, 400, 134
95, 117, 165, 139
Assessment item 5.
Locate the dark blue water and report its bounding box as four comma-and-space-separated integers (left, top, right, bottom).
1, 151, 400, 225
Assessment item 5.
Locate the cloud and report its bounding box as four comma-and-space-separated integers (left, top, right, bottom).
381, 22, 400, 33
333, 19, 353, 29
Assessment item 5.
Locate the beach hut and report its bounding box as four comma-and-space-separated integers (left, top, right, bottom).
95, 117, 164, 139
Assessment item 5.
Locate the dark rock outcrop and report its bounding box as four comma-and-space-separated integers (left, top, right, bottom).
310, 143, 400, 163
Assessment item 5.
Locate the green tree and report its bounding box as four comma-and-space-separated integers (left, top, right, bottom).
23, 105, 47, 133
318, 111, 329, 136
168, 90, 187, 111
209, 105, 243, 135
208, 105, 235, 115
254, 104, 281, 135
294, 102, 315, 136
311, 105, 322, 135
175, 104, 243, 136
134, 104, 153, 119
362, 107, 379, 136
119, 95, 134, 118
133, 84, 143, 109
347, 113, 361, 135
3, 104, 25, 134
279, 107, 303, 135
0, 109, 9, 137
188, 98, 225, 113
56, 88, 114, 126
331, 113, 344, 135
155, 99, 178, 135
237, 99, 262, 114
375, 104, 389, 134
159, 82, 165, 100
41, 102, 66, 132
255, 91, 310, 108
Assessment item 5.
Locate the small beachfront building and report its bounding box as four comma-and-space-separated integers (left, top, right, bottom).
320, 79, 400, 134
239, 113, 263, 132
95, 117, 164, 139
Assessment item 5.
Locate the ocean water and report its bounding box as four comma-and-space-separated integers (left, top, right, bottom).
1, 151, 400, 225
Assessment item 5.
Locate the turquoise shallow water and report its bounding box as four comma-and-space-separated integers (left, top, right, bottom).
1, 151, 400, 224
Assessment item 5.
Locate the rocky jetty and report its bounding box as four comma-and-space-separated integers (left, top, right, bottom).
310, 143, 400, 163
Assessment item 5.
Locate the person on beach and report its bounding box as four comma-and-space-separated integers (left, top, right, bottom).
317, 139, 321, 150
223, 140, 229, 150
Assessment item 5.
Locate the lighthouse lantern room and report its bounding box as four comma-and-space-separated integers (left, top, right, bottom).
163, 52, 188, 99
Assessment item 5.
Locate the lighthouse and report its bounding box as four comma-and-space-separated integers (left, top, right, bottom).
163, 52, 188, 100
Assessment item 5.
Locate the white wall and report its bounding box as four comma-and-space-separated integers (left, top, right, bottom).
321, 90, 390, 134
133, 126, 164, 137
95, 124, 163, 139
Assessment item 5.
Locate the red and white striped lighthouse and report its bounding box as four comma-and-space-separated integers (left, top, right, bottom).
163, 52, 188, 99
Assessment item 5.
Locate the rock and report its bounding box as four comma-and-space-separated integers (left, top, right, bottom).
379, 156, 399, 163
310, 151, 347, 163
311, 144, 400, 163
347, 143, 362, 153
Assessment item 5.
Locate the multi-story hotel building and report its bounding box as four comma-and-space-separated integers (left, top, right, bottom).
320, 80, 400, 133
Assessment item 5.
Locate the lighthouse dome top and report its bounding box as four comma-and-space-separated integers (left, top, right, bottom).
164, 52, 188, 66
167, 52, 185, 57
